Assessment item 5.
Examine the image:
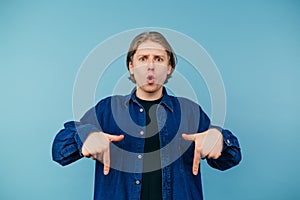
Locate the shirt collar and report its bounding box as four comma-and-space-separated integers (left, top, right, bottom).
124, 87, 174, 112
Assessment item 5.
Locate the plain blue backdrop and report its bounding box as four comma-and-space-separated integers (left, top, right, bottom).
1, 1, 299, 199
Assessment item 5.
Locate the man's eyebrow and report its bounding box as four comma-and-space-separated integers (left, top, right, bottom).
135, 53, 167, 57
154, 54, 167, 57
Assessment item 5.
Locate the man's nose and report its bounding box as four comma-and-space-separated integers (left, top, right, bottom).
147, 60, 155, 70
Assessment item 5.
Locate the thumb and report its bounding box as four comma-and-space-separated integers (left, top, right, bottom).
106, 134, 124, 142
182, 133, 196, 141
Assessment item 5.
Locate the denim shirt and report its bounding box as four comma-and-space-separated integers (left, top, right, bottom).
52, 87, 241, 200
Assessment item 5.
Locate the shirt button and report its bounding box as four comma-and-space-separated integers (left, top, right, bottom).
136, 180, 140, 185
140, 131, 144, 135
138, 154, 143, 159
227, 139, 230, 144
139, 108, 144, 112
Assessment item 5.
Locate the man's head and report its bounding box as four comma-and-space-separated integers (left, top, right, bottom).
126, 31, 177, 84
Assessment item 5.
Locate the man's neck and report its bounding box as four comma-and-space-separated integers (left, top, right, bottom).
136, 87, 163, 101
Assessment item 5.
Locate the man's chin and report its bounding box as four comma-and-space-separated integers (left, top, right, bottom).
140, 84, 162, 93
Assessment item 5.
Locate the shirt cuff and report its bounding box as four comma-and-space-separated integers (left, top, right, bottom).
209, 125, 238, 151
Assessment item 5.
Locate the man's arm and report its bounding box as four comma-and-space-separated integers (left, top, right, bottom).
51, 106, 101, 166
182, 107, 242, 174
206, 128, 241, 171
52, 100, 124, 175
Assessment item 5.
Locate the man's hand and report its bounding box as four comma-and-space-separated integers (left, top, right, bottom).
182, 128, 223, 175
81, 132, 124, 175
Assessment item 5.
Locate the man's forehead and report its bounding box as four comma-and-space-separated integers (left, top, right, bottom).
136, 47, 167, 54
136, 41, 167, 51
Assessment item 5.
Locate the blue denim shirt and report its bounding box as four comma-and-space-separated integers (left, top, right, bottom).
52, 87, 241, 200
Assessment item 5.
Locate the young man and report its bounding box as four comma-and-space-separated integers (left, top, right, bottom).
52, 32, 241, 200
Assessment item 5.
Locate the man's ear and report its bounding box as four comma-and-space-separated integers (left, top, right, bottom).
167, 64, 173, 75
128, 61, 134, 74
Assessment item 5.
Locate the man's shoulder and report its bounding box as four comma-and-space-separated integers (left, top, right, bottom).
95, 94, 130, 107
168, 95, 200, 107
164, 94, 203, 114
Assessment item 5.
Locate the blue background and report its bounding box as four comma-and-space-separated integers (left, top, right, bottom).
1, 1, 299, 199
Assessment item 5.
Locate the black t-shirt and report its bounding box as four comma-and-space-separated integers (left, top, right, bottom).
137, 97, 162, 200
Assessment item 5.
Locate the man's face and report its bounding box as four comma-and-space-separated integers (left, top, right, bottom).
129, 41, 172, 98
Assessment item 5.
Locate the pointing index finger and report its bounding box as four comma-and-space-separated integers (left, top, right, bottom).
103, 148, 110, 175
182, 133, 201, 175
193, 141, 201, 175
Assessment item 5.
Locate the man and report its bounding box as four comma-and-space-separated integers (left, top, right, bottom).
52, 31, 241, 200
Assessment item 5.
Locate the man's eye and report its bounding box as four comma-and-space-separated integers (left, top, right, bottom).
156, 57, 163, 62
139, 57, 146, 61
